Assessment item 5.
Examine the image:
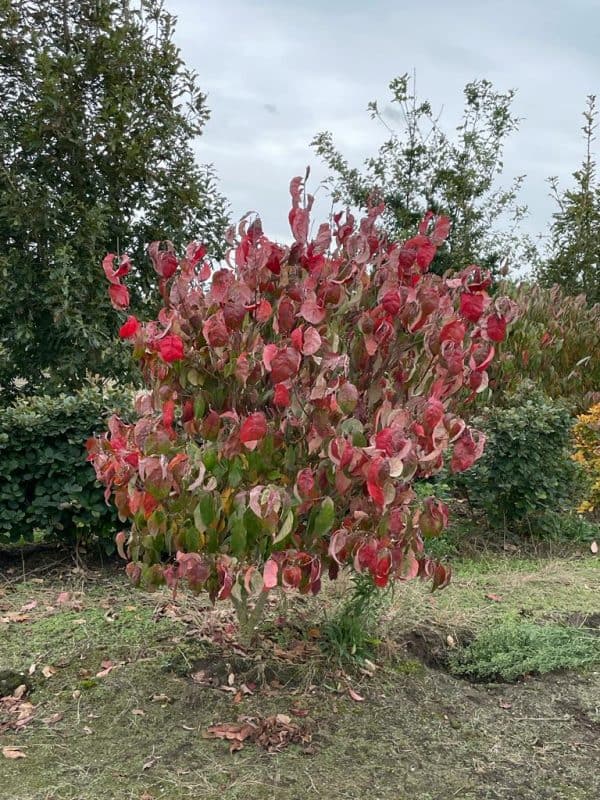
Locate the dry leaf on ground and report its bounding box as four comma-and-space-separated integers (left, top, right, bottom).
2, 746, 26, 759
203, 713, 312, 753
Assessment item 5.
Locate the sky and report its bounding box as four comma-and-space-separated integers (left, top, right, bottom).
169, 0, 600, 258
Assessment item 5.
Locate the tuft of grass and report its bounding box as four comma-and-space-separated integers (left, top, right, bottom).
320, 574, 391, 663
449, 619, 600, 682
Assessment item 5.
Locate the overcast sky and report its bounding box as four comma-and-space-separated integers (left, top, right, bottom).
170, 0, 599, 257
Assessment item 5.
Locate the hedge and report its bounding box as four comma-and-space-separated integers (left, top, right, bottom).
0, 385, 132, 550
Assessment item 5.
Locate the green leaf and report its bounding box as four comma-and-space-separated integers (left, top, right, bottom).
274, 509, 294, 544
194, 493, 215, 532
313, 497, 335, 537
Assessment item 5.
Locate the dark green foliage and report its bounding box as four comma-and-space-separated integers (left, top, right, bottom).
453, 386, 583, 528
312, 74, 535, 276
449, 620, 600, 682
537, 96, 600, 305
0, 385, 132, 548
0, 0, 228, 400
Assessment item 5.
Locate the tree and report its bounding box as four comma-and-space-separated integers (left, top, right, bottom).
0, 0, 228, 400
312, 74, 535, 277
537, 96, 600, 305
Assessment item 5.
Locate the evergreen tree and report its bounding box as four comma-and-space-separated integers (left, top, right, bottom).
0, 0, 228, 398
537, 96, 600, 305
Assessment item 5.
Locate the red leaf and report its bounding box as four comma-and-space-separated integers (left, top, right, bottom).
432, 215, 451, 245
450, 429, 485, 473
296, 468, 315, 498
271, 347, 301, 384
256, 299, 272, 323
485, 593, 503, 603
203, 312, 229, 347
486, 314, 507, 342
118, 315, 140, 339
440, 319, 466, 344
416, 242, 436, 270
367, 480, 385, 508
109, 283, 130, 310
240, 412, 268, 450
459, 293, 485, 323
273, 383, 290, 408
162, 399, 175, 432
157, 335, 184, 363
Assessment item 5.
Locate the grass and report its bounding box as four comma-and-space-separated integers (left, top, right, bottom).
1, 548, 599, 799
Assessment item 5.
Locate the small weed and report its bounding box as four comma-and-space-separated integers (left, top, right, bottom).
321, 574, 391, 663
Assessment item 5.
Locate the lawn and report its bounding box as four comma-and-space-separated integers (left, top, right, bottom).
1, 546, 599, 800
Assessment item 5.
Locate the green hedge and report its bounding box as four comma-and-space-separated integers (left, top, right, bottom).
452, 384, 584, 529
0, 385, 132, 549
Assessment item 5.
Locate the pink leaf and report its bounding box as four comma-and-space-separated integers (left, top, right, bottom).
302, 326, 322, 355
263, 559, 279, 590
299, 298, 326, 324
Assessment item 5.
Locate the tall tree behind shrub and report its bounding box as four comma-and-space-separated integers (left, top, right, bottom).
0, 0, 228, 400
312, 74, 535, 277
537, 96, 600, 305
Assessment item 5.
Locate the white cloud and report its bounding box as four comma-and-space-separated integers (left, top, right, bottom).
170, 0, 599, 255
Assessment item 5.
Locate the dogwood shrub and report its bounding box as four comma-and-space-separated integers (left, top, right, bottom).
87, 174, 515, 615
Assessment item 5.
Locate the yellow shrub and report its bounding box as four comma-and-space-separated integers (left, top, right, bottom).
573, 403, 600, 513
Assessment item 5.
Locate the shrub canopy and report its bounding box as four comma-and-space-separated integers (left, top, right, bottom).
88, 175, 515, 607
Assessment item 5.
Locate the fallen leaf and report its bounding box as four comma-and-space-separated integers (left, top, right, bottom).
42, 666, 56, 679
13, 685, 28, 700
446, 635, 456, 648
56, 592, 72, 605
0, 613, 30, 624
132, 708, 145, 717
28, 663, 36, 676
484, 593, 503, 603
290, 706, 309, 718
20, 601, 37, 613
82, 725, 93, 735
227, 672, 235, 686
150, 694, 171, 704
348, 688, 365, 702
2, 747, 26, 759
43, 712, 64, 725
95, 660, 115, 678
142, 755, 159, 771
591, 541, 598, 554
499, 701, 512, 710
